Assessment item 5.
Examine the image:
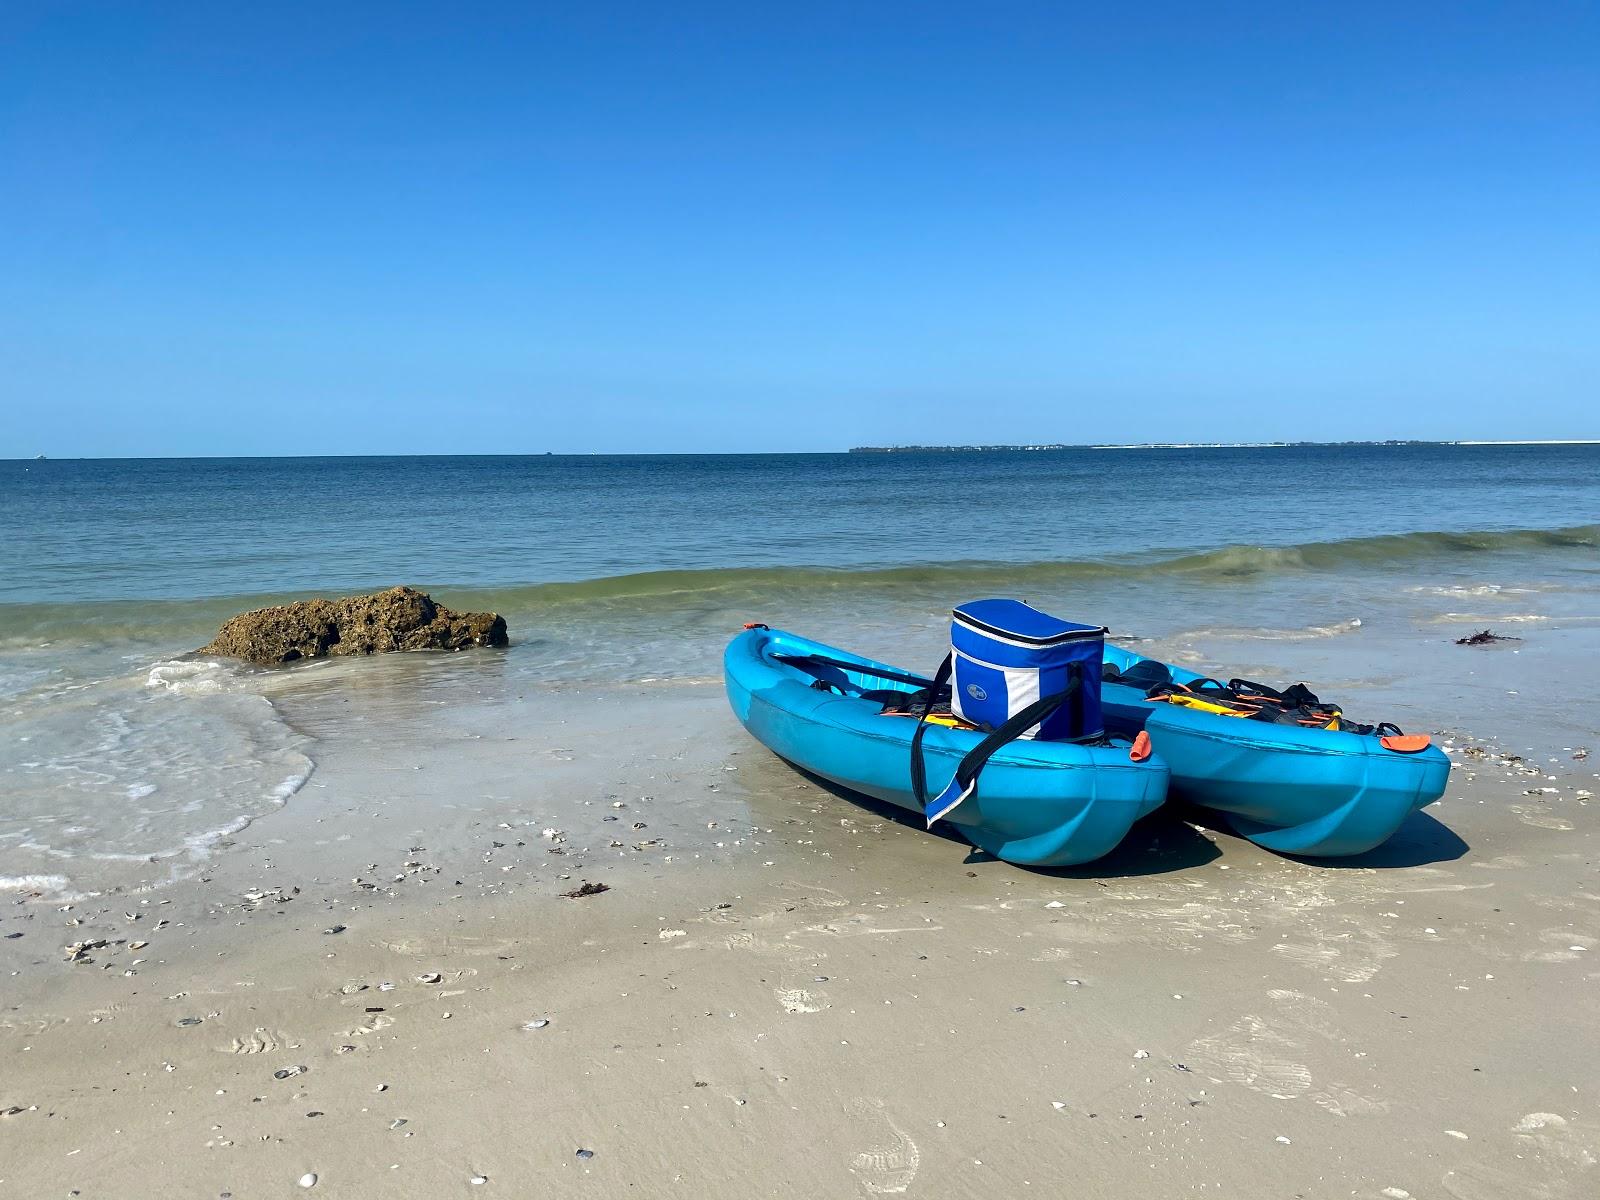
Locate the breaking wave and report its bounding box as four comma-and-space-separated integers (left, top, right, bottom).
1, 522, 1595, 647
0, 655, 313, 903
1170, 619, 1366, 642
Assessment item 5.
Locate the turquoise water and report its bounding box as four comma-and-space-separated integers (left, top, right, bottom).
3, 446, 1597, 900
5, 445, 1599, 607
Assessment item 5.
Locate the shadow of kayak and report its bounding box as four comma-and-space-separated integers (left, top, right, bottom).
785, 765, 1222, 878
1178, 804, 1468, 870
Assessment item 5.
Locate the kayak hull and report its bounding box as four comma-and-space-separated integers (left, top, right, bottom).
1101, 644, 1452, 857
725, 628, 1169, 867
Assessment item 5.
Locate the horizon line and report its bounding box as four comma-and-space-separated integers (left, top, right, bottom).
9, 438, 1600, 462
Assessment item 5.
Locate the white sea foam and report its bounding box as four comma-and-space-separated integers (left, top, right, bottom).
1405, 583, 1538, 598
1427, 612, 1550, 624
0, 874, 72, 894
1176, 619, 1365, 642
271, 768, 313, 802
181, 814, 259, 856
0, 653, 314, 902
146, 658, 239, 695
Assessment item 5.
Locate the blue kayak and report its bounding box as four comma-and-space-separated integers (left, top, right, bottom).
725, 627, 1170, 867
1101, 644, 1452, 857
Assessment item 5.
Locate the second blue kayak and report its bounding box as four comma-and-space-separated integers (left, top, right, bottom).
1101, 643, 1452, 857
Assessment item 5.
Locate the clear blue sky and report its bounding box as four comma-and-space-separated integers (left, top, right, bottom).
3, 2, 1596, 456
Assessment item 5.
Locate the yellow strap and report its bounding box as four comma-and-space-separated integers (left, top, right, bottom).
878, 711, 978, 730
1163, 694, 1252, 717
1159, 692, 1345, 731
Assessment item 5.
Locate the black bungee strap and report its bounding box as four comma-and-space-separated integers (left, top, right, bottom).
774, 652, 939, 692
912, 659, 1084, 826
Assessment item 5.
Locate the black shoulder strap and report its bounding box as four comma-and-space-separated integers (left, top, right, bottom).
1228, 678, 1285, 701
909, 653, 954, 807
915, 663, 1084, 823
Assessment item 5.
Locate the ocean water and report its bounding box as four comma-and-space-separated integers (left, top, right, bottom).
4, 446, 1598, 900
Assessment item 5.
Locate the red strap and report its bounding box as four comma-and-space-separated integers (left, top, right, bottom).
1129, 730, 1153, 763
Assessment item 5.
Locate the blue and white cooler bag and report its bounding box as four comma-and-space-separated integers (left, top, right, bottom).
949, 598, 1106, 742
915, 599, 1108, 825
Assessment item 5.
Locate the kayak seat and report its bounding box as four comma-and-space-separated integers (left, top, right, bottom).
1102, 659, 1172, 692
861, 687, 916, 706
791, 662, 924, 707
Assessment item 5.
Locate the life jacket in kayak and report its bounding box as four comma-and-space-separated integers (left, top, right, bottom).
1102, 660, 1427, 744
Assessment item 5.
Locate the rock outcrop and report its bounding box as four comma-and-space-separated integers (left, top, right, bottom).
200, 587, 508, 666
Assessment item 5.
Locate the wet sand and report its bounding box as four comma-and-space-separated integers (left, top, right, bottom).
2, 684, 1597, 1198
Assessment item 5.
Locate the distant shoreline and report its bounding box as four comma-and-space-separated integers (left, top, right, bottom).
10, 439, 1600, 462
848, 439, 1600, 453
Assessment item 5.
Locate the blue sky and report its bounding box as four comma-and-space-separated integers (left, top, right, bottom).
3, 2, 1596, 455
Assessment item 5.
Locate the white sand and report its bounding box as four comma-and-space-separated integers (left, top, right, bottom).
2, 685, 1596, 1198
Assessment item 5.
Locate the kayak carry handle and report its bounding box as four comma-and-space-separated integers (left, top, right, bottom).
1380, 733, 1432, 753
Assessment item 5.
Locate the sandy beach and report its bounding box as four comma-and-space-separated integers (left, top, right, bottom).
6, 0, 1598, 1191
4, 671, 1596, 1200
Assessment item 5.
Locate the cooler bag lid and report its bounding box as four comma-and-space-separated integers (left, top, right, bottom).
953, 599, 1106, 647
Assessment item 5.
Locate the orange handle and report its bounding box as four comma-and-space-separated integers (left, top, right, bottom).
1380, 733, 1432, 753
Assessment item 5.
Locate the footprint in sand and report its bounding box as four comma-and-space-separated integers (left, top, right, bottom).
342, 1013, 395, 1037
379, 934, 514, 958
379, 936, 430, 955
1523, 929, 1597, 964
775, 987, 824, 1014
1267, 928, 1395, 985
721, 929, 816, 962
1185, 989, 1385, 1117
775, 885, 850, 911
1441, 1111, 1597, 1199
1510, 804, 1575, 831
846, 1097, 920, 1194
1471, 854, 1530, 871
0, 1013, 70, 1036
218, 1028, 287, 1055
441, 938, 513, 958
795, 916, 944, 940
1030, 946, 1077, 963
1189, 1013, 1313, 1095
699, 888, 850, 935
1515, 1113, 1597, 1164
